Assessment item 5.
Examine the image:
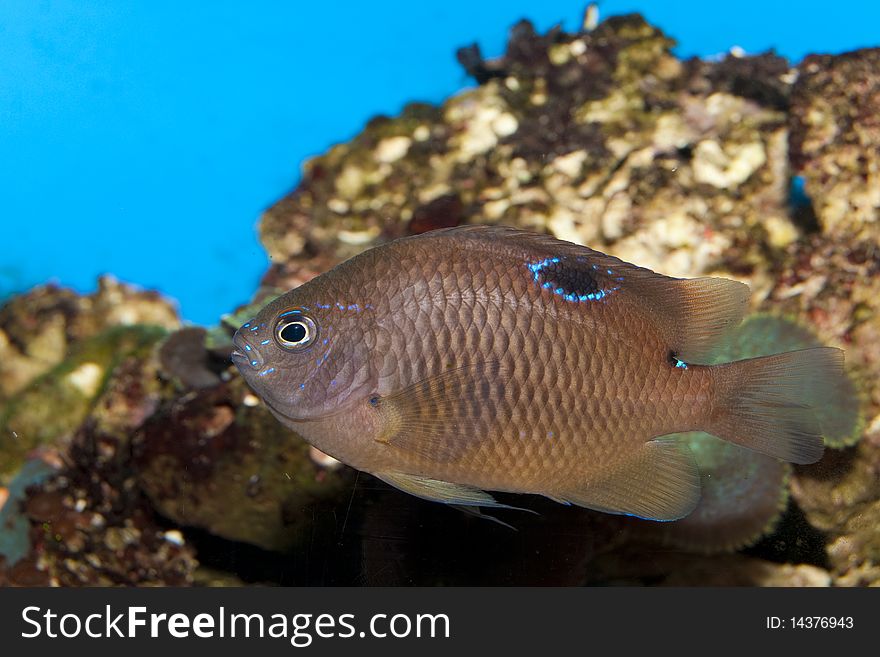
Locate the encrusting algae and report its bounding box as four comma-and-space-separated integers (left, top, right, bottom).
1, 9, 878, 586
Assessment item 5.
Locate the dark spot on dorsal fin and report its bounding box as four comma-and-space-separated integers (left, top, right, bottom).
527, 256, 613, 302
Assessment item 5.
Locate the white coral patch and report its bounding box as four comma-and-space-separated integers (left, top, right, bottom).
375, 136, 412, 163
693, 140, 766, 189
551, 150, 587, 179
413, 125, 430, 141
491, 112, 519, 137
335, 165, 366, 199
445, 88, 518, 160
67, 362, 103, 397
327, 198, 350, 214
338, 226, 380, 245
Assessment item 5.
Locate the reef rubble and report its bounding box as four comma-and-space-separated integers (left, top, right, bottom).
2, 12, 878, 586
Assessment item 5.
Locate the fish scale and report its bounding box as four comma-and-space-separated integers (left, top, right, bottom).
396, 241, 682, 486
233, 226, 849, 521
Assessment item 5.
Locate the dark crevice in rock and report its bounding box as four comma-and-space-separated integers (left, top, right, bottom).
788, 175, 821, 233
743, 501, 829, 569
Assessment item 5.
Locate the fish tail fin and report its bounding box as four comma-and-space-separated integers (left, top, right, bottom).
707, 347, 845, 464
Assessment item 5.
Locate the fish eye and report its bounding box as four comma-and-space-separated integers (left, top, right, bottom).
274, 312, 318, 351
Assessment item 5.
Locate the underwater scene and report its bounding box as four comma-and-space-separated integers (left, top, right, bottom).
2, 2, 879, 587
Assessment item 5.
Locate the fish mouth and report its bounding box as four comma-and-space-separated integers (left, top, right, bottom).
231, 328, 264, 370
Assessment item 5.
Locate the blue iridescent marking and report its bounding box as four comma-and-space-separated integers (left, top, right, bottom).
322, 339, 328, 345
330, 379, 336, 386
258, 367, 275, 377
674, 358, 688, 370
581, 289, 613, 301
527, 256, 617, 303
250, 360, 258, 367
249, 325, 259, 332
621, 511, 674, 522
299, 383, 305, 390
260, 339, 270, 345
242, 322, 250, 328
279, 310, 302, 318
315, 301, 372, 312
244, 344, 252, 352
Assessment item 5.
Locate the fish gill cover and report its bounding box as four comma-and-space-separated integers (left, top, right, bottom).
0, 10, 878, 586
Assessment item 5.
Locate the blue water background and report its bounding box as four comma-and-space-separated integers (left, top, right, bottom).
2, 1, 877, 324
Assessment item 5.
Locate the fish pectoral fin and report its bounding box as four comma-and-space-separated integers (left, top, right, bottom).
554, 440, 701, 521
372, 361, 508, 462
374, 471, 514, 509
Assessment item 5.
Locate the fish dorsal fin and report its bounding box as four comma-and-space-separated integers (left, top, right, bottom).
650, 277, 750, 364
374, 471, 514, 509
373, 361, 507, 462
422, 226, 750, 364
554, 439, 701, 521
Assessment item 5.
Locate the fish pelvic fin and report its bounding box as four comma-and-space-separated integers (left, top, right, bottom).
451, 504, 523, 531
373, 471, 519, 509
552, 440, 701, 521
707, 347, 846, 464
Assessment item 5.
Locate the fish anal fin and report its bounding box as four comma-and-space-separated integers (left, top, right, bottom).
542, 494, 572, 506
554, 440, 701, 521
374, 471, 513, 509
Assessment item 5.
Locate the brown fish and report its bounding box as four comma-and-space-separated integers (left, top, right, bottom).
232, 226, 847, 521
